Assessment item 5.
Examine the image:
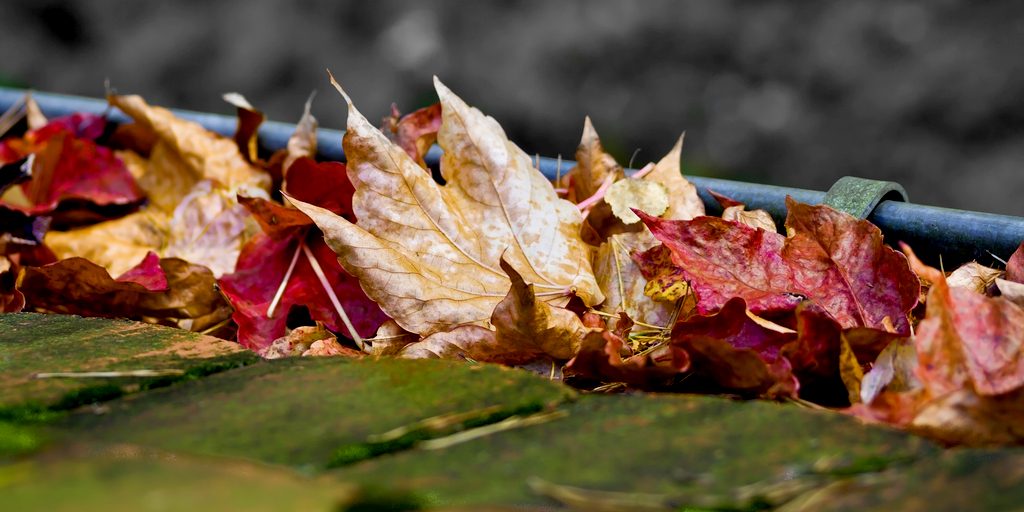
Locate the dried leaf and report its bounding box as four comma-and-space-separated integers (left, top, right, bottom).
604, 179, 669, 224
107, 93, 271, 194
398, 258, 595, 364
946, 261, 1002, 294
490, 258, 593, 361
259, 325, 357, 359
382, 103, 443, 170
397, 325, 496, 361
162, 181, 260, 278
639, 198, 919, 333
565, 330, 690, 389
592, 229, 676, 329
672, 297, 796, 363
24, 94, 47, 130
642, 134, 704, 221
283, 93, 318, 173
709, 189, 776, 232
44, 209, 169, 278
367, 320, 418, 356
906, 245, 1024, 397
633, 244, 690, 302
45, 93, 272, 278
570, 117, 622, 203
722, 206, 777, 232
0, 255, 24, 313
777, 303, 842, 380
17, 254, 228, 325
676, 334, 799, 398
848, 245, 1024, 445
304, 334, 364, 357
838, 336, 864, 404
219, 232, 386, 350
860, 338, 920, 405
996, 278, 1024, 309
670, 297, 800, 396
222, 92, 264, 164
292, 76, 602, 336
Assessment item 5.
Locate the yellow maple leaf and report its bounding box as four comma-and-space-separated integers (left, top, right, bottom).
292, 75, 603, 336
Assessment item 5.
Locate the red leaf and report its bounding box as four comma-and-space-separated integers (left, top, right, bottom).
238, 196, 313, 241
907, 244, 1024, 397
707, 188, 743, 208
673, 297, 797, 361
382, 103, 442, 169
667, 297, 798, 396
1006, 241, 1024, 284
0, 115, 144, 214
844, 245, 1024, 446
676, 335, 799, 398
638, 198, 919, 333
282, 158, 354, 217
24, 113, 109, 143
779, 303, 843, 379
219, 232, 388, 350
221, 158, 385, 350
114, 251, 168, 291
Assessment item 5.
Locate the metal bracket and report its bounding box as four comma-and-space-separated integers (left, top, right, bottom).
821, 176, 908, 219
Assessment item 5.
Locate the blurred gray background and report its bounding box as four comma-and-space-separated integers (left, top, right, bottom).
3, 0, 1024, 215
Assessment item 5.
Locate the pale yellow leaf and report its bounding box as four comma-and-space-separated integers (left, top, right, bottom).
593, 228, 675, 330
722, 205, 777, 232
398, 259, 597, 363
107, 93, 271, 194
45, 210, 169, 277
642, 134, 704, 221
571, 116, 623, 201
839, 334, 864, 404
284, 92, 318, 173
947, 261, 1002, 294
604, 179, 669, 224
293, 76, 602, 336
996, 278, 1024, 309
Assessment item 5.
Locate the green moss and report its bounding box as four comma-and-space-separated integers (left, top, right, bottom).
0, 313, 258, 410
330, 393, 938, 507
0, 448, 359, 511
54, 357, 571, 468
327, 400, 547, 468
339, 486, 425, 512
0, 403, 63, 424
49, 384, 125, 411
0, 422, 44, 458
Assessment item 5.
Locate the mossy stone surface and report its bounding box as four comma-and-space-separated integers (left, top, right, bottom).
808, 448, 1024, 511
0, 445, 357, 512
331, 392, 939, 507
57, 357, 573, 469
0, 313, 257, 411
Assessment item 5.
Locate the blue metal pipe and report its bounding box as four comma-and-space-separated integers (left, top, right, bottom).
2, 86, 1021, 267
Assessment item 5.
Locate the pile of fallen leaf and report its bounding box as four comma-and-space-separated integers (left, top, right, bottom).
2, 76, 1022, 447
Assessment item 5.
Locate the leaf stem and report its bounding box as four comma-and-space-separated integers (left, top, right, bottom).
301, 241, 364, 350
266, 240, 302, 318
